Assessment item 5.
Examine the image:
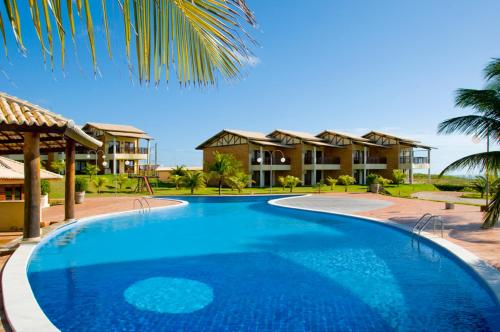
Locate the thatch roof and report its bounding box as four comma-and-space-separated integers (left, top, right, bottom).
0, 92, 101, 154
0, 156, 62, 182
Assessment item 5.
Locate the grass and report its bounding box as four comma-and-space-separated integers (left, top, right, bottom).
47, 175, 441, 199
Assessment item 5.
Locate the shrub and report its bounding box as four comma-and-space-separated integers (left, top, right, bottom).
434, 184, 466, 191
337, 175, 356, 192
40, 180, 51, 195
284, 175, 301, 192
392, 169, 406, 186
366, 173, 379, 185
75, 177, 89, 193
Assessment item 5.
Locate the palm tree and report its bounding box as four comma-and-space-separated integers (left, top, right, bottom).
0, 1, 256, 85
116, 174, 129, 190
284, 175, 301, 193
92, 176, 108, 194
171, 165, 187, 177
170, 174, 183, 190
84, 164, 98, 180
438, 58, 500, 228
227, 172, 253, 193
471, 176, 488, 198
392, 169, 406, 186
181, 171, 205, 195
337, 175, 355, 192
207, 152, 240, 195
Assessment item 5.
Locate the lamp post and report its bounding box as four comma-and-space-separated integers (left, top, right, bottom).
256, 150, 286, 193
86, 149, 106, 171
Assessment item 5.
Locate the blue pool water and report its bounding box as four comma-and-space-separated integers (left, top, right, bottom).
28, 196, 500, 331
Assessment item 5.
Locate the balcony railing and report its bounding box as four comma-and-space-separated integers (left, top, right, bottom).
251, 157, 291, 165
354, 156, 387, 164
304, 156, 341, 165
107, 146, 148, 154
400, 156, 429, 164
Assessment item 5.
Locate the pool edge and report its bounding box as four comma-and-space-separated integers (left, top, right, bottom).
268, 195, 500, 307
2, 199, 188, 332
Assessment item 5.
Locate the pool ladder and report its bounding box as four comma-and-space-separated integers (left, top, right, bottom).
133, 197, 151, 213
412, 213, 445, 238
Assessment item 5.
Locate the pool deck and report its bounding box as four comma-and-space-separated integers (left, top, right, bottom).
280, 193, 500, 269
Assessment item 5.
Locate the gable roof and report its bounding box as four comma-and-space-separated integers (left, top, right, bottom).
317, 130, 370, 142
0, 92, 102, 154
0, 156, 62, 181
84, 122, 152, 139
362, 131, 419, 143
196, 129, 275, 149
270, 129, 322, 141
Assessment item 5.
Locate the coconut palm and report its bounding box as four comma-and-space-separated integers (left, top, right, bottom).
337, 175, 355, 192
171, 165, 187, 177
181, 171, 205, 195
207, 152, 240, 195
0, 1, 256, 85
84, 164, 98, 180
438, 58, 500, 227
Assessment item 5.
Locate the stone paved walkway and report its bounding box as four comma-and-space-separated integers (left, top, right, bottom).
277, 193, 500, 269
412, 191, 485, 205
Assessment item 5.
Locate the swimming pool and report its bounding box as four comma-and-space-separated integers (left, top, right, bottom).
28, 195, 500, 331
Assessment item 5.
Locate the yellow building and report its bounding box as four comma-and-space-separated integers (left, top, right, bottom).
197, 129, 432, 186
78, 123, 153, 174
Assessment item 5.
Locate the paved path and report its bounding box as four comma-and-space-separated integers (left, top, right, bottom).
412, 191, 485, 205
277, 195, 393, 213
277, 193, 500, 269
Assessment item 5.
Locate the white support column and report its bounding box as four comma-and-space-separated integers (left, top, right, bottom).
409, 148, 414, 184
259, 146, 264, 188
147, 139, 151, 164
312, 146, 317, 185
427, 149, 431, 183
363, 147, 367, 185
113, 137, 117, 175
301, 144, 305, 184
248, 149, 253, 187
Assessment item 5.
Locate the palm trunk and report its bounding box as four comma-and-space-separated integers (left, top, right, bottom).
218, 179, 222, 195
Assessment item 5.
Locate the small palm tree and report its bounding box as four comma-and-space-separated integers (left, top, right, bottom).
207, 152, 240, 195
392, 169, 406, 186
84, 164, 98, 180
285, 175, 301, 193
227, 172, 253, 193
170, 174, 183, 190
438, 58, 500, 228
116, 174, 129, 191
326, 176, 337, 191
337, 175, 356, 192
471, 176, 488, 198
92, 177, 108, 194
181, 171, 206, 195
278, 176, 287, 191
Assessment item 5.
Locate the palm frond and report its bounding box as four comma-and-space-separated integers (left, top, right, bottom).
484, 58, 500, 81
454, 89, 500, 117
0, 0, 256, 85
437, 115, 500, 142
440, 151, 500, 175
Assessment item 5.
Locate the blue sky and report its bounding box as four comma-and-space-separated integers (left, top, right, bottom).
1, 0, 500, 173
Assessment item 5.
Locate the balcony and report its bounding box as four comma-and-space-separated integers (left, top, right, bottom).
400, 156, 430, 169
354, 156, 387, 164
304, 156, 340, 165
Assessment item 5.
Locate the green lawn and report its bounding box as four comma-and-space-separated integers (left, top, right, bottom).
47, 174, 440, 200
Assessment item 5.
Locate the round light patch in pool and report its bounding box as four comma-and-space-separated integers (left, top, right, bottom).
124, 277, 214, 314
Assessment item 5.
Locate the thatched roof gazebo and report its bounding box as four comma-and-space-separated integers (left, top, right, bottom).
0, 92, 102, 240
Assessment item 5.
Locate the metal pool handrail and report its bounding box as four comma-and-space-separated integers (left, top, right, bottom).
412, 214, 444, 238
412, 213, 432, 233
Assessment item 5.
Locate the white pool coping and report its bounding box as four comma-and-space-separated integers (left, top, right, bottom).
269, 195, 500, 306
3, 194, 500, 331
2, 199, 188, 332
